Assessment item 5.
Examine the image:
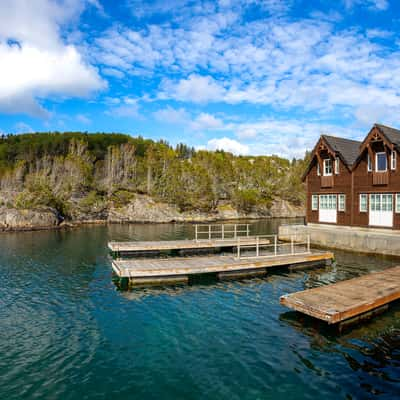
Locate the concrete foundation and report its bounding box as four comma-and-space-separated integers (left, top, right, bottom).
279, 223, 400, 257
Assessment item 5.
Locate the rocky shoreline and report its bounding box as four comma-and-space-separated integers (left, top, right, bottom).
0, 195, 304, 232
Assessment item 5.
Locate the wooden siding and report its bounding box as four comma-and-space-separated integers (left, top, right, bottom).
305, 126, 400, 229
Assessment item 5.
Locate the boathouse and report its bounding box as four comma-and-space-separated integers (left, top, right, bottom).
304, 123, 400, 229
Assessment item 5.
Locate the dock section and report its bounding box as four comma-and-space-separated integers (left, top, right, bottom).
280, 266, 400, 325
112, 251, 333, 286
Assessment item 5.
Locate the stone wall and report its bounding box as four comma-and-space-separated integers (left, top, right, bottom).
279, 223, 400, 257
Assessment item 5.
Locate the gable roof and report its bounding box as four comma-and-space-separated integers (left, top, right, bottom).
321, 135, 361, 167
375, 124, 400, 148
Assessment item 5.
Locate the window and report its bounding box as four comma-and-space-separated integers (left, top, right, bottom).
319, 194, 337, 210
360, 194, 367, 212
335, 157, 339, 175
376, 152, 387, 172
338, 194, 345, 211
323, 159, 333, 176
367, 153, 372, 172
391, 150, 397, 170
312, 195, 318, 211
396, 194, 400, 213
317, 163, 321, 176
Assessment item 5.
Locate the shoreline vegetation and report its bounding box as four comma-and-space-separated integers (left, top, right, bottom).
0, 132, 307, 232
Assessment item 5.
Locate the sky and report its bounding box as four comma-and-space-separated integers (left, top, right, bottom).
1, 0, 400, 158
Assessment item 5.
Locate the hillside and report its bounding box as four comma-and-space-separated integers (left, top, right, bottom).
0, 132, 306, 230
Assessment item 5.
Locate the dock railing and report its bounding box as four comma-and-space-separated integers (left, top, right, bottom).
194, 223, 250, 241
235, 234, 310, 259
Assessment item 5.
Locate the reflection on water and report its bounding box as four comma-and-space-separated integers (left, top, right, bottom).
0, 219, 399, 400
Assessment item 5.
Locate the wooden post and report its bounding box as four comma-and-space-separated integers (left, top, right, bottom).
195, 225, 198, 242
307, 235, 310, 253
208, 225, 211, 240
237, 237, 240, 259
246, 224, 250, 237
274, 235, 277, 256
234, 224, 237, 238
291, 236, 294, 255
222, 224, 224, 240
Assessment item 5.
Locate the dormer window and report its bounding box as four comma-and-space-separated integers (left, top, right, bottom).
376, 152, 387, 172
335, 157, 339, 175
391, 150, 396, 170
323, 159, 332, 176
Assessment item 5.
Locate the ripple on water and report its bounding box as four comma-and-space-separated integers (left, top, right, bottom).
0, 221, 399, 400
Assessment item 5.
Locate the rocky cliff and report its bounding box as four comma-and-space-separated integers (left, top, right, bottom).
0, 195, 304, 231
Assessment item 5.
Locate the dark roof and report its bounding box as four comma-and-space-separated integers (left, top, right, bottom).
375, 124, 400, 147
321, 135, 361, 167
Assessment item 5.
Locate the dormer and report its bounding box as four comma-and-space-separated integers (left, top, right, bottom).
356, 124, 400, 185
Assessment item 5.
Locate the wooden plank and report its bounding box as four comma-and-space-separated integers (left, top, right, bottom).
112, 251, 333, 279
108, 237, 270, 253
280, 266, 400, 324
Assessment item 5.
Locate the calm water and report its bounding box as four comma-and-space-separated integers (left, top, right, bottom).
0, 219, 399, 400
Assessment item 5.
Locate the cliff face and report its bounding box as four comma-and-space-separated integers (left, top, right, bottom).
0, 132, 307, 231
0, 195, 304, 231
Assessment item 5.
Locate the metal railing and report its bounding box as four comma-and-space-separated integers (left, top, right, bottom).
235, 234, 310, 259
194, 224, 250, 241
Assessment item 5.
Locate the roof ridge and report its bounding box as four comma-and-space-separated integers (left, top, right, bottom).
374, 123, 400, 131
322, 134, 362, 144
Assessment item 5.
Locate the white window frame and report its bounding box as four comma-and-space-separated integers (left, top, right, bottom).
317, 163, 321, 176
396, 193, 400, 214
323, 159, 333, 176
391, 150, 397, 171
312, 195, 318, 211
335, 157, 339, 175
359, 193, 368, 213
338, 194, 345, 212
367, 153, 372, 172
375, 152, 387, 172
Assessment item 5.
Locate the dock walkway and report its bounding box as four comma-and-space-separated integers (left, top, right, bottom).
112, 251, 333, 286
280, 266, 400, 325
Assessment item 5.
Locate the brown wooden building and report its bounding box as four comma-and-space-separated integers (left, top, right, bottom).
304, 123, 400, 229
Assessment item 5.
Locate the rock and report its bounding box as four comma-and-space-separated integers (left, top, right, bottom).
0, 207, 60, 231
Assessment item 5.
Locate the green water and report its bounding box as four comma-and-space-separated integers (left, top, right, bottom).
0, 219, 399, 399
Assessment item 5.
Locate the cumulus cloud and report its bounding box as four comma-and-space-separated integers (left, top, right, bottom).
0, 0, 106, 117
207, 137, 249, 155
190, 113, 224, 131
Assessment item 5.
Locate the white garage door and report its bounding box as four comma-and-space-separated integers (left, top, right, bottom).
319, 194, 337, 223
369, 194, 393, 227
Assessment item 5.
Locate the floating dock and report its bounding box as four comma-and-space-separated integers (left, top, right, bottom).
280, 266, 400, 326
108, 237, 270, 254
108, 224, 263, 255
112, 251, 333, 287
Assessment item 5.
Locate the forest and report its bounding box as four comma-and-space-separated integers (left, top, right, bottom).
0, 132, 308, 219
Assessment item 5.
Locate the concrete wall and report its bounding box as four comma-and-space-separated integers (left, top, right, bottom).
279, 223, 400, 257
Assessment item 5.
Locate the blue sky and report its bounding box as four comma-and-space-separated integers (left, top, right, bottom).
1, 0, 400, 157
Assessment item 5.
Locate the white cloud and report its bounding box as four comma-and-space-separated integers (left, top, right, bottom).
76, 114, 92, 124
153, 106, 189, 124
190, 113, 224, 131
0, 0, 106, 117
344, 0, 389, 10
107, 97, 140, 118
207, 137, 249, 155
14, 122, 34, 133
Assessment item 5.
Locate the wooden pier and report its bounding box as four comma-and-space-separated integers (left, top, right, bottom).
112, 251, 333, 286
280, 266, 400, 326
108, 224, 262, 255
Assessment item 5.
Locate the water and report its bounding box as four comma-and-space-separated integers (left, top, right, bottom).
0, 219, 399, 400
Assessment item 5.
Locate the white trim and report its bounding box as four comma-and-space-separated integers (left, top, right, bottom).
396, 193, 400, 214
359, 193, 367, 212
367, 153, 372, 172
312, 194, 318, 211
323, 158, 333, 176
335, 157, 339, 175
391, 150, 397, 170
375, 152, 387, 172
338, 194, 345, 212
317, 163, 321, 176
